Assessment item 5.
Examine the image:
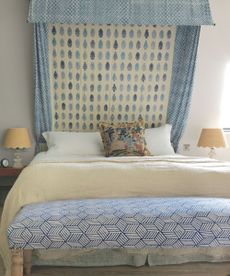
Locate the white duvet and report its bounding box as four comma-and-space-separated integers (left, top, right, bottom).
1, 153, 230, 276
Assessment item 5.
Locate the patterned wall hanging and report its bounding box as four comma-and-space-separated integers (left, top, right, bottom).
48, 24, 176, 131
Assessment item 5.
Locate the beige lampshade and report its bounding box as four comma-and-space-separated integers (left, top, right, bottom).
197, 128, 227, 148
3, 128, 32, 149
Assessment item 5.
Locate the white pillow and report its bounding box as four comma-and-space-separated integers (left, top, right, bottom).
145, 124, 175, 155
42, 131, 104, 155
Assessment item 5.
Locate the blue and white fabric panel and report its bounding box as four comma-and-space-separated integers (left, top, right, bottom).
167, 26, 201, 151
34, 23, 52, 148
49, 24, 176, 131
8, 198, 230, 250
28, 0, 214, 26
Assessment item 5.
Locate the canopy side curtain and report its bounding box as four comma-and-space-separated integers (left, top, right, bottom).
34, 23, 52, 150
31, 0, 213, 152
167, 26, 201, 151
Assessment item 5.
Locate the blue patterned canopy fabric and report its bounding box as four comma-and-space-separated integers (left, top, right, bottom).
28, 0, 214, 25
167, 26, 201, 151
8, 197, 230, 250
34, 24, 52, 150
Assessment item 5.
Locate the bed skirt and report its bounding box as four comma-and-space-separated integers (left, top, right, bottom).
33, 247, 230, 267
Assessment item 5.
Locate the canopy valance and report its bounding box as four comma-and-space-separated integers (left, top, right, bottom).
28, 0, 214, 25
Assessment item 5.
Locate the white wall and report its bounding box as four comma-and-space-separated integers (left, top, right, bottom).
0, 0, 34, 166
180, 0, 230, 160
0, 0, 230, 164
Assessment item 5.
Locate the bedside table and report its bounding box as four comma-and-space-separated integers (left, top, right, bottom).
0, 168, 24, 178
0, 167, 25, 206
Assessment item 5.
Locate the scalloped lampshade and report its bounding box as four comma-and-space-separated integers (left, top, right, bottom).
197, 128, 227, 148
3, 128, 32, 149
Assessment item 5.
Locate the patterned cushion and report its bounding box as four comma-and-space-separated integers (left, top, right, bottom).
99, 121, 150, 157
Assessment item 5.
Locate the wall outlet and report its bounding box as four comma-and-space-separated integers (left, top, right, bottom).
183, 144, 191, 151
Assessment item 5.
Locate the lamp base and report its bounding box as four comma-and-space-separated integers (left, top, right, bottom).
208, 147, 216, 159
13, 150, 23, 168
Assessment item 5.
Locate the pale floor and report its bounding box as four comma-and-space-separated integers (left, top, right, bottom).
30, 263, 230, 276
1, 209, 230, 276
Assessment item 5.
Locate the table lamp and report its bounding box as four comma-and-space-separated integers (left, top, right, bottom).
197, 128, 227, 158
3, 128, 32, 168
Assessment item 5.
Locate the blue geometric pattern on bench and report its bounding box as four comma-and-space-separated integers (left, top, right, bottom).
8, 197, 230, 250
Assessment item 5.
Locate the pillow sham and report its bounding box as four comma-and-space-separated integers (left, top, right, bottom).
42, 131, 104, 155
145, 124, 175, 155
99, 121, 150, 157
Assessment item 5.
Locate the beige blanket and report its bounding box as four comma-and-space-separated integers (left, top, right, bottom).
1, 154, 230, 275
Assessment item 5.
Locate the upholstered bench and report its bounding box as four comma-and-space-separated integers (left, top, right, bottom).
8, 197, 230, 275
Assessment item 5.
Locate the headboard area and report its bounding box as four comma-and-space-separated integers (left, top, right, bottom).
49, 24, 176, 132
30, 0, 213, 151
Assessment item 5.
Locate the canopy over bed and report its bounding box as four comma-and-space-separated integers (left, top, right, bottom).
28, 0, 214, 25
28, 0, 214, 151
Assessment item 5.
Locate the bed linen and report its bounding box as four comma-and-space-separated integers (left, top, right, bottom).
1, 153, 230, 275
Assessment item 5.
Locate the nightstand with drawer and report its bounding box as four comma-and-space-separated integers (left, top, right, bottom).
0, 167, 25, 206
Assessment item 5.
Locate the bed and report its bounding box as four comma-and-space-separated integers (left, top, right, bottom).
0, 0, 217, 274
1, 149, 230, 275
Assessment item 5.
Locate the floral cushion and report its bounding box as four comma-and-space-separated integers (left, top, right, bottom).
99, 121, 150, 157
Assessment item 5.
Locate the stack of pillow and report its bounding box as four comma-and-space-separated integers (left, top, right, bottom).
43, 122, 175, 157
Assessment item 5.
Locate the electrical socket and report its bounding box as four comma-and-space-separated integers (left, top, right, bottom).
183, 144, 191, 151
